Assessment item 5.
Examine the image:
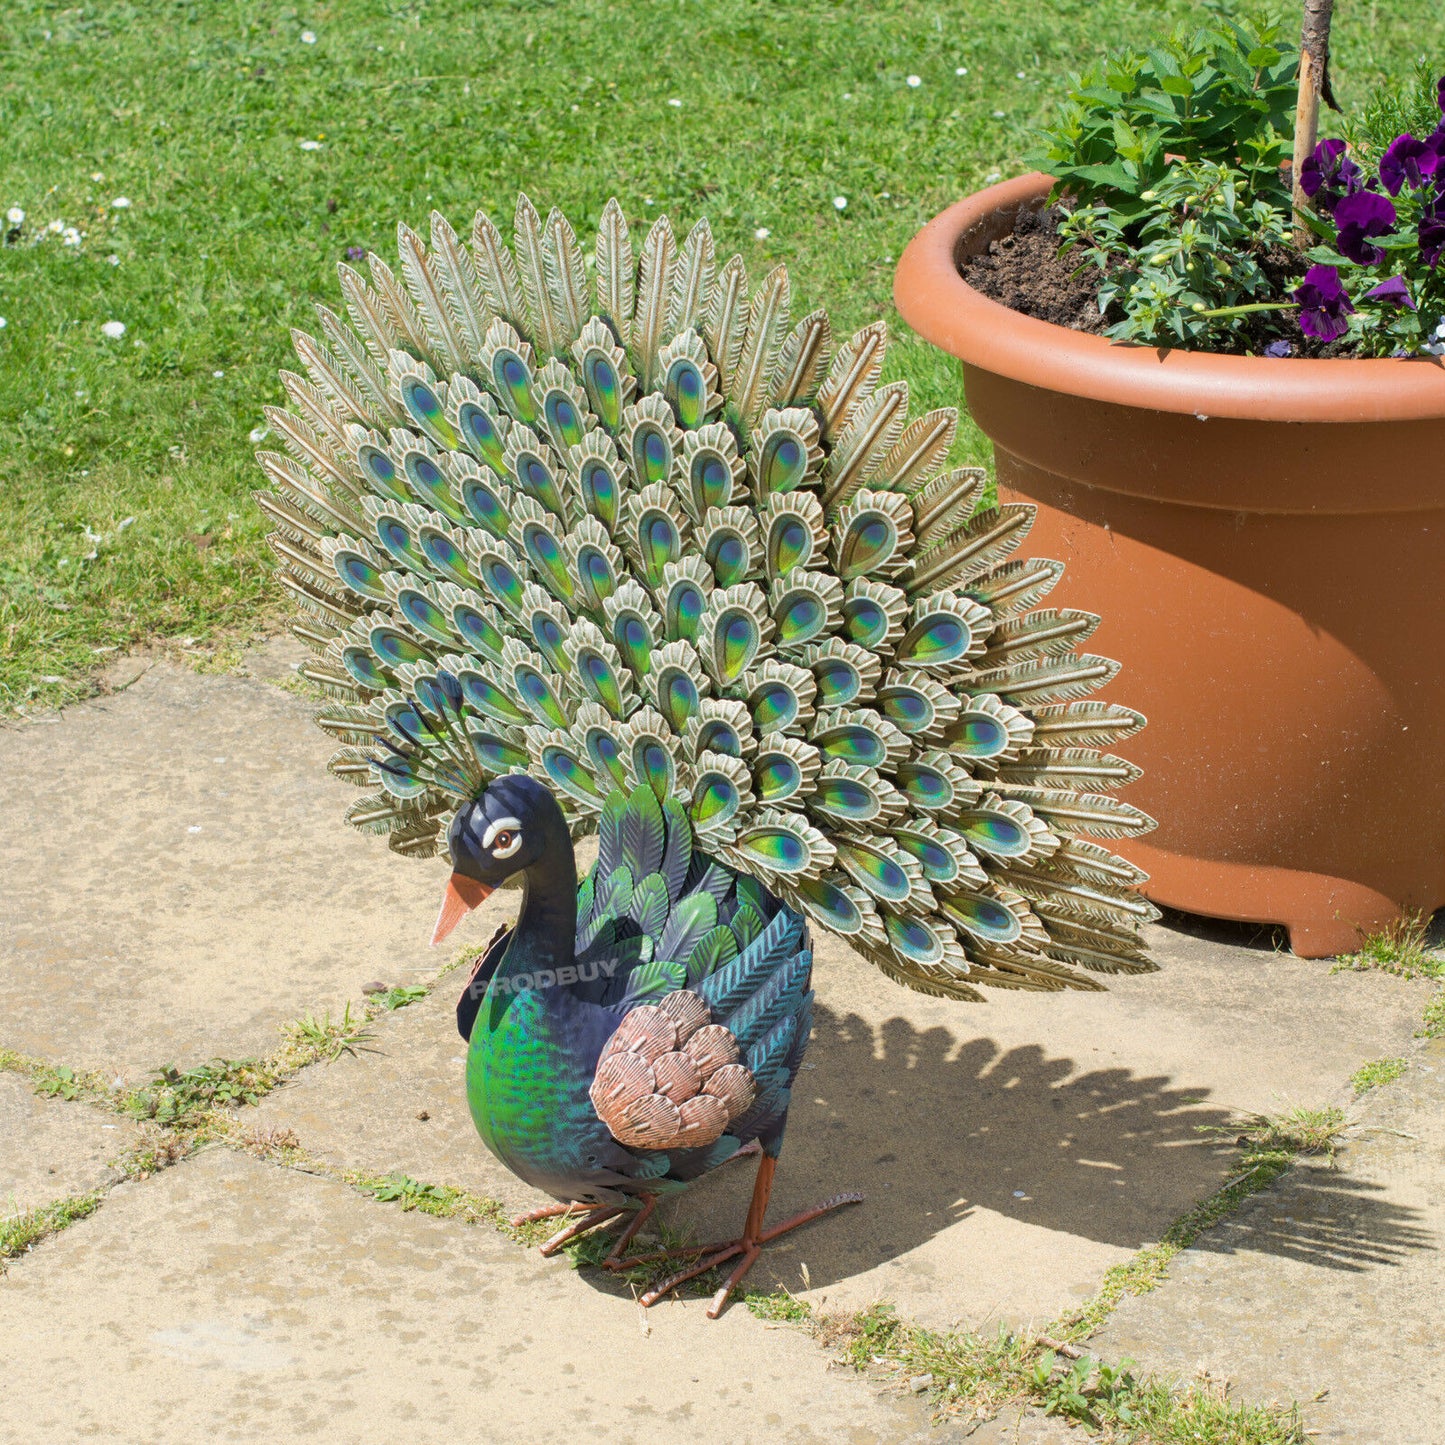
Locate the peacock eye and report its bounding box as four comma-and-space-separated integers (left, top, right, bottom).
490, 828, 523, 860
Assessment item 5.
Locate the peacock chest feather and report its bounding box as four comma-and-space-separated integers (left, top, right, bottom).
465, 981, 617, 1195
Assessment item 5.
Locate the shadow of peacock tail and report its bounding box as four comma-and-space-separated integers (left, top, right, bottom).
257, 194, 1160, 1001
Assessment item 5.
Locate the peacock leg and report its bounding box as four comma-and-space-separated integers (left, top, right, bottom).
538, 1204, 626, 1255
635, 1154, 862, 1318
600, 1195, 659, 1269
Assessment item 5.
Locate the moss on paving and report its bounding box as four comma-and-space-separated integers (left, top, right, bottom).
1350, 1056, 1409, 1095
4, 0, 1444, 710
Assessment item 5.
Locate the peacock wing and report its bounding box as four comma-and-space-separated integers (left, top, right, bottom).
588, 994, 748, 1151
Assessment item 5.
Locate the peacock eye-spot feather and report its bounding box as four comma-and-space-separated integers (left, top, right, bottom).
361, 447, 395, 483
582, 354, 621, 429
707, 533, 747, 582
464, 407, 496, 445
542, 387, 586, 451
773, 518, 808, 570
404, 378, 440, 418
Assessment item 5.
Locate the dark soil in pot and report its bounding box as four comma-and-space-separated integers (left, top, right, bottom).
957, 202, 1361, 358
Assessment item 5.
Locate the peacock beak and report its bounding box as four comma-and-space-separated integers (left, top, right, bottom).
431, 872, 495, 946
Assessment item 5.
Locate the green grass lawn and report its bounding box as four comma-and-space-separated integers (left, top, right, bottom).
2, 0, 1441, 711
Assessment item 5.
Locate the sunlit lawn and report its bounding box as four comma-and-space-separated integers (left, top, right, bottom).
2, 0, 1440, 710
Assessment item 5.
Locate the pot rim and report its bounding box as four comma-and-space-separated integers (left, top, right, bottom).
893, 172, 1445, 424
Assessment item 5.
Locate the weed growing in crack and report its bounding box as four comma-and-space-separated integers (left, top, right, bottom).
283, 1002, 377, 1063
741, 1297, 1304, 1441
370, 985, 429, 1012
116, 1127, 195, 1179
32, 1065, 84, 1100
124, 1058, 268, 1125
355, 1172, 462, 1215
1351, 1057, 1409, 1095
1334, 911, 1443, 980
240, 1124, 302, 1159
0, 1191, 104, 1272
1419, 987, 1445, 1039
1, 1050, 115, 1106
1211, 1105, 1348, 1162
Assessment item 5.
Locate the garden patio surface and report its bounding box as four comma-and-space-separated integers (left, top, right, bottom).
1, 638, 1441, 1443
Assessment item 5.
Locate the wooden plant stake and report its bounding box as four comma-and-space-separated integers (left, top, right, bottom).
1292, 0, 1337, 246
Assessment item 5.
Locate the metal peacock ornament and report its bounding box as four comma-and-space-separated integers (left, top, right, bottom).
257, 195, 1160, 1316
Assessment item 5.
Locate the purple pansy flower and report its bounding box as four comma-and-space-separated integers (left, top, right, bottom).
1363, 276, 1416, 309
1299, 138, 1364, 214
1332, 189, 1397, 266
1420, 192, 1445, 269
1293, 264, 1354, 341
1262, 339, 1294, 357
1380, 134, 1440, 195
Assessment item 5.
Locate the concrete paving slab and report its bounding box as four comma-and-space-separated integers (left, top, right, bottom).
0, 656, 450, 1081
1093, 1036, 1445, 1444
4, 632, 1433, 1395
253, 902, 1430, 1334
0, 1077, 138, 1216
0, 1147, 943, 1445
250, 955, 537, 1212
963, 1411, 1079, 1443
675, 917, 1428, 1330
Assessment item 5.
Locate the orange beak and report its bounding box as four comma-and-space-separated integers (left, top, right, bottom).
431, 871, 495, 946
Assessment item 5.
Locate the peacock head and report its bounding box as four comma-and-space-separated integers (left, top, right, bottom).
430, 773, 568, 946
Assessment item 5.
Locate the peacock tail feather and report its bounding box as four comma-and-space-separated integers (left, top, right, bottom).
258, 195, 1160, 1001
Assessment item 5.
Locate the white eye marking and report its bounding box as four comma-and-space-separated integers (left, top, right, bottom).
481, 816, 522, 849
483, 815, 523, 859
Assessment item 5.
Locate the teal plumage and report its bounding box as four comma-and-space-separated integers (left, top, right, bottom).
260, 195, 1159, 992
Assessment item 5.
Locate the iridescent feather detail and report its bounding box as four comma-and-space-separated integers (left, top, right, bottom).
259, 196, 1158, 1000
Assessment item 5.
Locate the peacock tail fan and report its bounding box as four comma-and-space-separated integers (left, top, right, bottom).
258, 194, 1161, 1000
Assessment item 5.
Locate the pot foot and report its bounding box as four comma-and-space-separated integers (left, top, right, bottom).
1126, 839, 1439, 960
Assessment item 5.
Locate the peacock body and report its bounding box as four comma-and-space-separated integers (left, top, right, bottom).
451, 775, 813, 1211
257, 195, 1159, 1311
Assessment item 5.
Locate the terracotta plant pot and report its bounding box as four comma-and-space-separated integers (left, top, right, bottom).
894, 173, 1445, 958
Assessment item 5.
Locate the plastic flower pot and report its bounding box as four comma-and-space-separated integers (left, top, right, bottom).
894, 172, 1445, 957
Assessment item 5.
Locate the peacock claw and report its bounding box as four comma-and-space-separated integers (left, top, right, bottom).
537, 1203, 626, 1255
511, 1201, 583, 1228
599, 1195, 659, 1269
614, 1154, 863, 1318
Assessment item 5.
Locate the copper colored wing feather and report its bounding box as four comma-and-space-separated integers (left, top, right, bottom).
589, 988, 757, 1150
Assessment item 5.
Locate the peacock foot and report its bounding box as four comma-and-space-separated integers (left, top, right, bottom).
610, 1154, 863, 1319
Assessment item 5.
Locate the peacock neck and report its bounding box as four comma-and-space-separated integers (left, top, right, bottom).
496, 826, 578, 984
